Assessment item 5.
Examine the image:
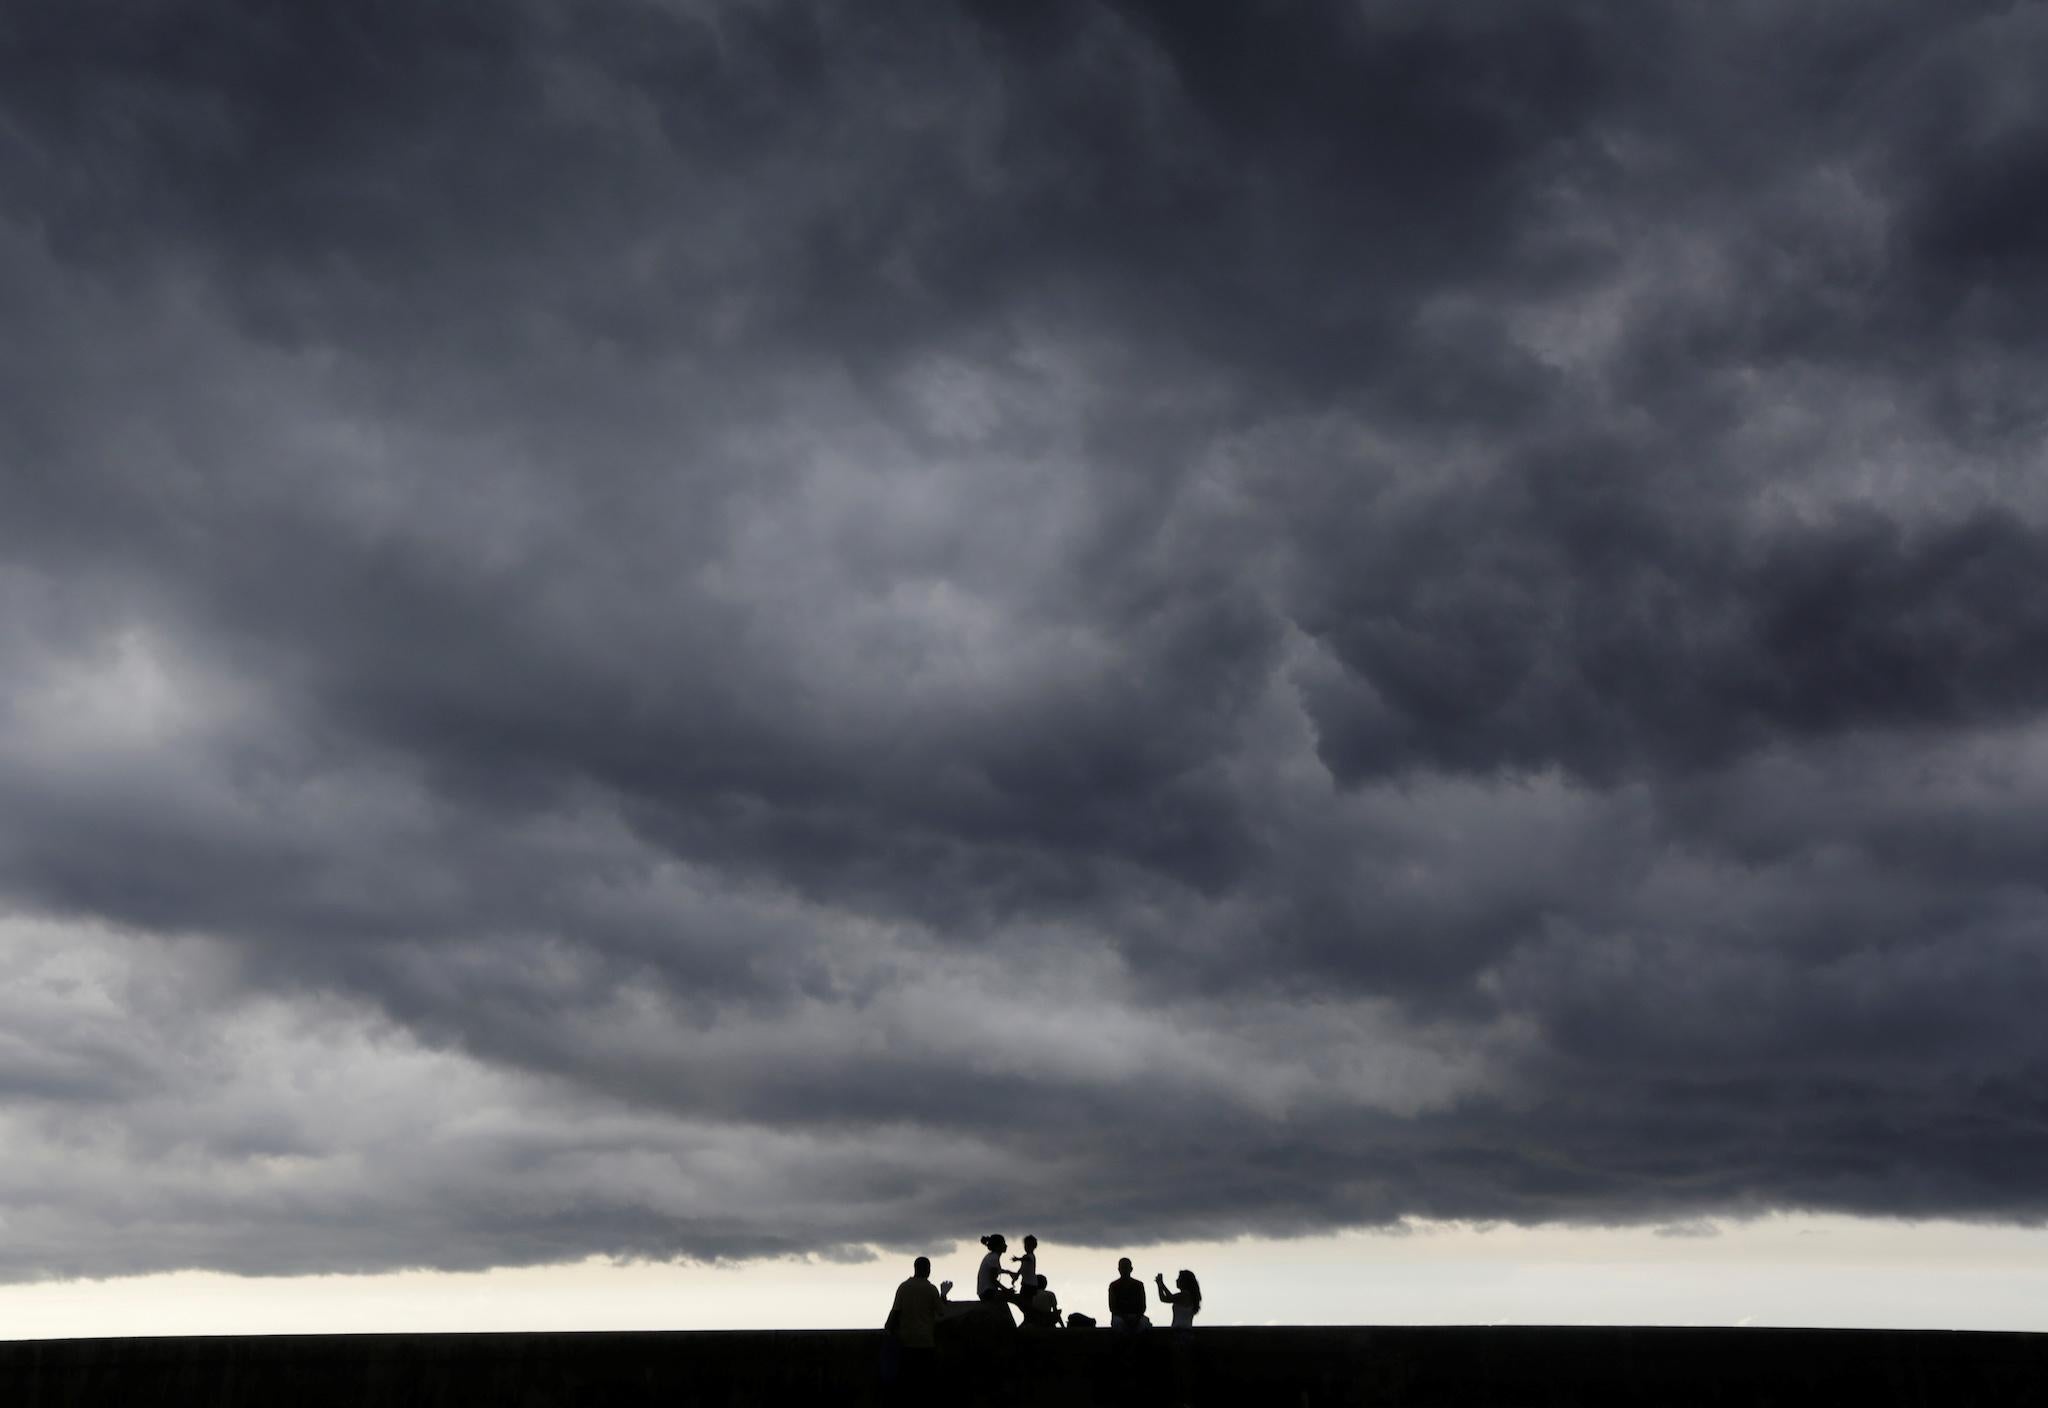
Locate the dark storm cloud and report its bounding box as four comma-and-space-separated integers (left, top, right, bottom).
1297, 485, 2048, 786
4, 0, 2048, 1280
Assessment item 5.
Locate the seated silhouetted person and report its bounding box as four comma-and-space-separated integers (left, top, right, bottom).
887, 1256, 943, 1351
1020, 1275, 1062, 1329
977, 1234, 1022, 1315
977, 1234, 1011, 1302
1155, 1268, 1201, 1327
1108, 1257, 1147, 1330
960, 1233, 1019, 1343
885, 1256, 944, 1399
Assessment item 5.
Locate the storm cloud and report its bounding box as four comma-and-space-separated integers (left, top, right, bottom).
4, 0, 2048, 1280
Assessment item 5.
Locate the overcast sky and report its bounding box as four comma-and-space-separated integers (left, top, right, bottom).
4, 0, 2048, 1304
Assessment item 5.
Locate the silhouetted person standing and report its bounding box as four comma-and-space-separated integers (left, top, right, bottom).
1108, 1256, 1147, 1330
884, 1256, 942, 1402
1007, 1233, 1038, 1291
1155, 1268, 1202, 1328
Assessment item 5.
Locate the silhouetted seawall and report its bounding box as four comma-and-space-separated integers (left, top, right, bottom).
3, 1325, 2045, 1406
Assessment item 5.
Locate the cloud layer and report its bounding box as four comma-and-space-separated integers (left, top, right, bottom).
4, 0, 2048, 1278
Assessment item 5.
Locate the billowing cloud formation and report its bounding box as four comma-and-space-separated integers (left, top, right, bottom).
4, 0, 2048, 1279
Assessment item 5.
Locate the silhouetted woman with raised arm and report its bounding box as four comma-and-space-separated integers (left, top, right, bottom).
1155, 1268, 1202, 1328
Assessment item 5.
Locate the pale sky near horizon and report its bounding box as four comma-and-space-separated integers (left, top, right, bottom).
7, 0, 2048, 1330
7, 1217, 2048, 1341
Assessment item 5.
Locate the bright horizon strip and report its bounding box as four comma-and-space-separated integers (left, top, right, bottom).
4, 1216, 2047, 1340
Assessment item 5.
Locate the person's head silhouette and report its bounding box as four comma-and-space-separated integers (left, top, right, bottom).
983, 1233, 1008, 1255
913, 1256, 931, 1279
1117, 1257, 1133, 1277
1023, 1235, 1037, 1253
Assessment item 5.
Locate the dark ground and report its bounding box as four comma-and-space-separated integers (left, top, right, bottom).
2, 1324, 2044, 1406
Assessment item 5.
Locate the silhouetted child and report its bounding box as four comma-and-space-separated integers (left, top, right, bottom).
1005, 1233, 1039, 1291
1027, 1275, 1062, 1329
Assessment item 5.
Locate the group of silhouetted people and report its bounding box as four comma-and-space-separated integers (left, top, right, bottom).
883, 1238, 1205, 1402
974, 1233, 1068, 1329
1108, 1254, 1203, 1331
887, 1233, 1201, 1345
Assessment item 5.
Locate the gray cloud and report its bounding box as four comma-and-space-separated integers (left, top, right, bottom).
4, 0, 2048, 1280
